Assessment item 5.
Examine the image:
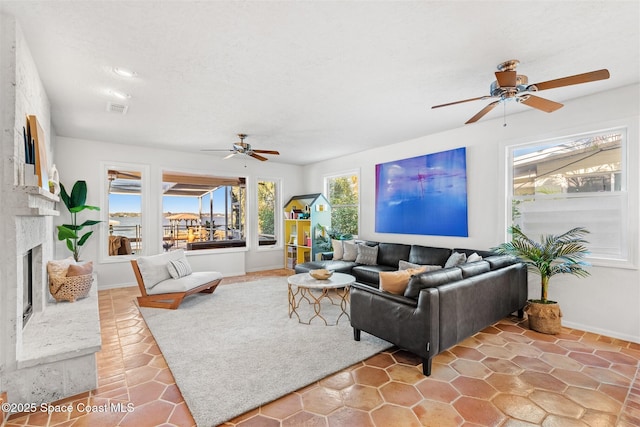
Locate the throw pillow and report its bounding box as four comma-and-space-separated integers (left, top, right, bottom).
398, 260, 443, 272
405, 266, 428, 276
379, 270, 411, 295
355, 244, 378, 265
167, 257, 193, 279
67, 261, 93, 277
47, 257, 75, 284
342, 241, 359, 261
467, 252, 483, 263
331, 239, 344, 260
444, 252, 467, 268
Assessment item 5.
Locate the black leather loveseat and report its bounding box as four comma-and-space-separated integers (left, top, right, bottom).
295, 241, 528, 376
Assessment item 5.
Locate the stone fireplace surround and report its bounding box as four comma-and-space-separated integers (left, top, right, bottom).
0, 15, 101, 414
1, 185, 101, 410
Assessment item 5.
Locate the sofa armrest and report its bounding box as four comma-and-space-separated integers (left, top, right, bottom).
350, 282, 440, 363
350, 282, 417, 307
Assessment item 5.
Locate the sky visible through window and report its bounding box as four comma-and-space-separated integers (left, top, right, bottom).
109, 191, 228, 214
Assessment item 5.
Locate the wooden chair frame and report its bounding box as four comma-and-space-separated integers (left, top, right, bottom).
130, 260, 221, 309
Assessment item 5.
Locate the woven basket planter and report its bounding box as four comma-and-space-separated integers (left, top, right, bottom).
49, 274, 93, 302
526, 301, 562, 335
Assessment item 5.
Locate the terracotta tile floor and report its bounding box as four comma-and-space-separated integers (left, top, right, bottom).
5, 269, 640, 427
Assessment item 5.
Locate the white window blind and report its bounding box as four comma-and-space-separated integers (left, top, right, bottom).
509, 127, 629, 264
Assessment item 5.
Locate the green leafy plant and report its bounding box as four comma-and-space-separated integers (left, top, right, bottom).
492, 226, 591, 303
57, 180, 101, 261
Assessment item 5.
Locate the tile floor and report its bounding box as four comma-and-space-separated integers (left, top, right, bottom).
5, 269, 640, 427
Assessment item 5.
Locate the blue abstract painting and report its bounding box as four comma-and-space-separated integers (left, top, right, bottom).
375, 147, 468, 237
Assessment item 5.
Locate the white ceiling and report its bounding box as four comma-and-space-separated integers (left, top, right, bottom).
1, 1, 638, 165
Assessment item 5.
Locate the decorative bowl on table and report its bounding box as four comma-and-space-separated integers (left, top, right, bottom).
309, 269, 333, 280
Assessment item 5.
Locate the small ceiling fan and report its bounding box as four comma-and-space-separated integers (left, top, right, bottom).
432, 60, 610, 124
202, 134, 280, 161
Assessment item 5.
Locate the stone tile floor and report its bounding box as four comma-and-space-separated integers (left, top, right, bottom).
5, 269, 640, 427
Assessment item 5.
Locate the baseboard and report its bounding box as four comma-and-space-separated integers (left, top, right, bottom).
562, 320, 640, 344
246, 265, 286, 273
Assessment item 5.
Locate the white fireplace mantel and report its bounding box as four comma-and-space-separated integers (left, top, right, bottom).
13, 186, 60, 217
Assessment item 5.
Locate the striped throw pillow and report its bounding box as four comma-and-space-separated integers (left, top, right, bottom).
167, 257, 192, 279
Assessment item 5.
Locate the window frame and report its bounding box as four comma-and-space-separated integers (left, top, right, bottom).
502, 123, 637, 270
99, 161, 150, 263
324, 169, 360, 238
160, 168, 249, 254
255, 176, 282, 251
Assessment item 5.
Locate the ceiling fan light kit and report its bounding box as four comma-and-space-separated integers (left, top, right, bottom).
432, 59, 610, 124
202, 134, 280, 162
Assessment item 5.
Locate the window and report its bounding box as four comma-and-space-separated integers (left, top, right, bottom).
325, 171, 359, 236
257, 179, 279, 247
102, 163, 148, 260
508, 127, 627, 263
162, 171, 246, 251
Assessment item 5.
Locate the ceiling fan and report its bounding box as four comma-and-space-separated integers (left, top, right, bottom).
202, 134, 280, 161
432, 60, 610, 124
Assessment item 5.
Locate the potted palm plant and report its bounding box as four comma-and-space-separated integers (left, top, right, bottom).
492, 226, 591, 334
57, 180, 101, 262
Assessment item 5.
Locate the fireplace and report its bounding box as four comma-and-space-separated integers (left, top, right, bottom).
22, 248, 34, 326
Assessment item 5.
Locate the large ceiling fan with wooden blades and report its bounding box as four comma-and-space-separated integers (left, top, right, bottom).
202, 134, 280, 161
432, 60, 610, 124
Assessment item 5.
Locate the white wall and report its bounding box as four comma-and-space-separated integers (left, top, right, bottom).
54, 137, 304, 288
303, 85, 640, 343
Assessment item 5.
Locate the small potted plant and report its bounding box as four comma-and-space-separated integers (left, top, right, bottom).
57, 180, 101, 262
492, 226, 591, 334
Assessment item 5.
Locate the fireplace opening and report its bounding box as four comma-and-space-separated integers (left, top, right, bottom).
23, 249, 33, 326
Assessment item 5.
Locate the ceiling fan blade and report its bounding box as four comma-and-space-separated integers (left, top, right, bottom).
223, 152, 237, 159
202, 149, 233, 152
432, 95, 491, 109
252, 149, 280, 155
495, 70, 517, 87
530, 69, 610, 91
250, 153, 268, 161
465, 101, 500, 124
519, 95, 564, 113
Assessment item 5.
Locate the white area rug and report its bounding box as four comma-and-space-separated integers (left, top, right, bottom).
139, 277, 391, 427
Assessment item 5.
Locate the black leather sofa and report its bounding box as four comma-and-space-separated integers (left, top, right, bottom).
294, 242, 528, 376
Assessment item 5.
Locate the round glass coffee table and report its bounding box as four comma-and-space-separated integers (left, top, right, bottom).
287, 272, 355, 326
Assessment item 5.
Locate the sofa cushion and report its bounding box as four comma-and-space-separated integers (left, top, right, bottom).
408, 245, 452, 266
398, 260, 442, 272
458, 260, 490, 278
444, 251, 467, 268
332, 239, 354, 260
453, 248, 497, 259
466, 252, 483, 263
404, 267, 463, 299
168, 257, 192, 279
356, 244, 378, 265
352, 264, 396, 287
377, 243, 411, 268
485, 255, 518, 270
343, 241, 359, 261
136, 249, 187, 290
379, 270, 411, 295
295, 260, 357, 274
147, 271, 223, 295
379, 267, 427, 294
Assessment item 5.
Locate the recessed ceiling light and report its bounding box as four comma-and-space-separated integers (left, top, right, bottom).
107, 89, 131, 100
113, 67, 137, 78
